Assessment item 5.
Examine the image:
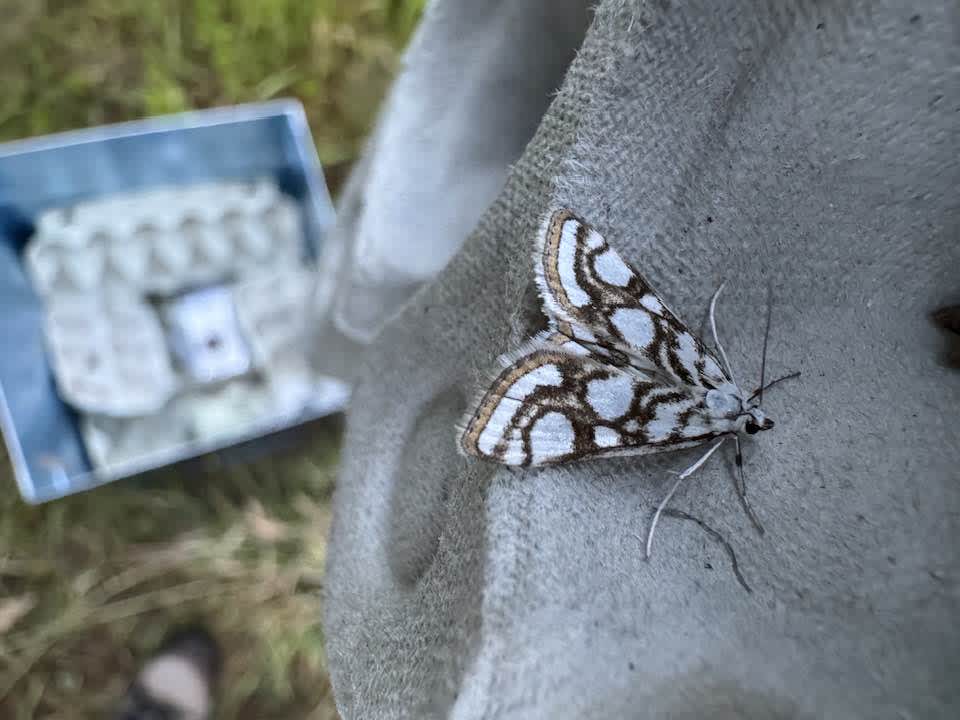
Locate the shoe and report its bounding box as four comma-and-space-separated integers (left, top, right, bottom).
112, 625, 220, 720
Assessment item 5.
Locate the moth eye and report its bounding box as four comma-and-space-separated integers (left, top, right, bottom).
744, 421, 760, 435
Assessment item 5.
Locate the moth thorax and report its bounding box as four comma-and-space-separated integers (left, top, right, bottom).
704, 388, 742, 418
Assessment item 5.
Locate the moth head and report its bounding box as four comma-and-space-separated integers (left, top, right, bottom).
743, 406, 774, 435
707, 389, 775, 434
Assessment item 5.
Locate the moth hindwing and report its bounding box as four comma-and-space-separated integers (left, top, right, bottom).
459, 208, 774, 467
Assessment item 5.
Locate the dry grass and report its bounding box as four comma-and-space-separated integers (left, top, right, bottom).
0, 0, 424, 717
0, 427, 343, 718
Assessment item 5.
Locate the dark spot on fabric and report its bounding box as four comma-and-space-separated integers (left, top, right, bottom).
931, 305, 960, 367
909, 14, 921, 24
704, 562, 713, 570
706, 216, 713, 223
816, 22, 824, 30
932, 305, 960, 333
628, 661, 636, 671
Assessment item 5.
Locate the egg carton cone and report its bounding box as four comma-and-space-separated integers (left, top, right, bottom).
25, 179, 304, 298
82, 410, 192, 471
80, 378, 277, 470
234, 267, 317, 366
44, 290, 178, 417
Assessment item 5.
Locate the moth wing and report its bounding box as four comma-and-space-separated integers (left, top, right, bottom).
458, 332, 723, 466
534, 209, 730, 390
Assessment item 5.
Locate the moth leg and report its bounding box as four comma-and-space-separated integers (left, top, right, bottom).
645, 439, 726, 559
733, 433, 765, 536
663, 508, 752, 594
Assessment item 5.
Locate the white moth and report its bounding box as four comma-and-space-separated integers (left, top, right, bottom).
459, 209, 793, 556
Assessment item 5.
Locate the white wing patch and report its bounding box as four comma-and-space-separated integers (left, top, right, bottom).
640, 294, 665, 314
586, 374, 634, 421
557, 220, 591, 307
506, 362, 563, 399
593, 248, 633, 287
593, 426, 621, 448
475, 397, 519, 456
610, 307, 656, 348
646, 400, 690, 442
529, 412, 576, 464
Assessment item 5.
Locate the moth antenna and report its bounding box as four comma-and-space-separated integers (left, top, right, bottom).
645, 439, 726, 559
757, 282, 774, 406
709, 283, 737, 387
734, 434, 765, 535
747, 371, 801, 403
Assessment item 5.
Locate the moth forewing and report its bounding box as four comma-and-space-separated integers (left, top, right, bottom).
533, 209, 731, 391
457, 332, 720, 467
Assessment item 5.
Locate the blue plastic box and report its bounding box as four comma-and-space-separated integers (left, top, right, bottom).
0, 101, 337, 503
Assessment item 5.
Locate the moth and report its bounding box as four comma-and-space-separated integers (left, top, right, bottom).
458, 209, 795, 556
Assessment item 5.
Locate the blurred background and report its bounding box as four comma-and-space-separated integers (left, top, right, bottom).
0, 1, 425, 717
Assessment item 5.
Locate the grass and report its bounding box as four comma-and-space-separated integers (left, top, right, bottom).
0, 429, 341, 718
0, 0, 425, 717
0, 0, 423, 164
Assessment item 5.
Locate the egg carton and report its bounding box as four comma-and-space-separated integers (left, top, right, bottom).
58, 269, 327, 470
81, 378, 276, 471
25, 178, 304, 298
234, 267, 317, 366
43, 290, 177, 417
20, 179, 335, 472
39, 267, 320, 424
80, 362, 334, 472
